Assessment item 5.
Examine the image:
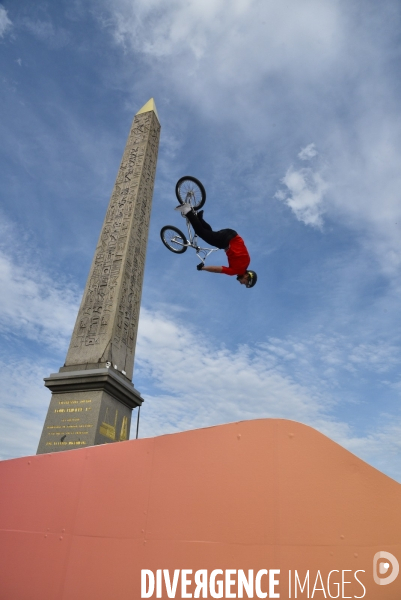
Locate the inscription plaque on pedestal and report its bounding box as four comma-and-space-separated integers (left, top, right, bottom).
37, 99, 161, 454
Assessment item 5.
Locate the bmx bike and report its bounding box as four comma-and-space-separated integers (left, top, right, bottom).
160, 176, 220, 264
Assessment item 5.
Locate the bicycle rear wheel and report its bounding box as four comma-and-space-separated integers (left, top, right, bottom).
160, 226, 188, 253
175, 176, 206, 210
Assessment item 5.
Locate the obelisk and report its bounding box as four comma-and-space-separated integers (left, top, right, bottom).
37, 99, 161, 454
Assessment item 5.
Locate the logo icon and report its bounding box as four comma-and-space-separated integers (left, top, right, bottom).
373, 551, 399, 585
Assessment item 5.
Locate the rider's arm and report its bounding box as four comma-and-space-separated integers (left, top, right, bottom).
202, 265, 223, 273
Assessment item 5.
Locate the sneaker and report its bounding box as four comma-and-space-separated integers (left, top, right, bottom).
174, 203, 192, 215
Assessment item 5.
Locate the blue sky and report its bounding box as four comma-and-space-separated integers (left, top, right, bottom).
1, 0, 401, 481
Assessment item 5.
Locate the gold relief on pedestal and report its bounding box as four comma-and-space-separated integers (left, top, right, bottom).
99, 407, 118, 440
119, 416, 128, 441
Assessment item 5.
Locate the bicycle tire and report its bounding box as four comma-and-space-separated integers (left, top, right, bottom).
160, 225, 188, 254
175, 176, 206, 210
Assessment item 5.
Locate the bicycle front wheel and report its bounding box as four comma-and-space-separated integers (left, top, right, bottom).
175, 176, 206, 210
160, 226, 188, 254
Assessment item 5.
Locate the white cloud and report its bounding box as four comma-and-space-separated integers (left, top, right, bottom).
135, 308, 401, 481
275, 165, 328, 228
98, 0, 401, 276
23, 18, 55, 40
331, 418, 401, 482
0, 357, 54, 460
0, 218, 79, 350
261, 334, 401, 381
0, 4, 12, 37
105, 0, 341, 64
0, 216, 399, 479
298, 143, 317, 161
1, 0, 400, 482
99, 0, 344, 120
276, 125, 401, 269
135, 308, 328, 439
22, 17, 70, 47
328, 114, 401, 274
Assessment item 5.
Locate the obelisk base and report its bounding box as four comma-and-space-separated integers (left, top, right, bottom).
37, 368, 143, 454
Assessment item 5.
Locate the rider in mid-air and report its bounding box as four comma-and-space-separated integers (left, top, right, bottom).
175, 203, 257, 288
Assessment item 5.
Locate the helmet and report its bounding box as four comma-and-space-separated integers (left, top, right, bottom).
246, 270, 257, 288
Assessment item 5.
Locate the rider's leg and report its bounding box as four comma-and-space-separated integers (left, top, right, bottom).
186, 211, 237, 249
185, 211, 217, 244
196, 210, 212, 232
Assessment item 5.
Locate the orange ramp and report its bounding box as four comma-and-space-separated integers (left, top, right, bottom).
0, 418, 400, 599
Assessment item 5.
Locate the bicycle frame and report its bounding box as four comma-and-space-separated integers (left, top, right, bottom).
177, 217, 220, 263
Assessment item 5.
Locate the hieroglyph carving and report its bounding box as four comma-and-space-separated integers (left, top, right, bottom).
65, 110, 160, 380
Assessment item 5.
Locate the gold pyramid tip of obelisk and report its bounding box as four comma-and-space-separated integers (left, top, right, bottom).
136, 98, 159, 123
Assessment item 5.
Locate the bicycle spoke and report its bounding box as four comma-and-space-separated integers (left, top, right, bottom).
178, 181, 203, 207
160, 227, 187, 253
166, 233, 182, 250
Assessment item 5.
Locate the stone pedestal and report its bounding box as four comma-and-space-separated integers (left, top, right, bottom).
37, 368, 143, 454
